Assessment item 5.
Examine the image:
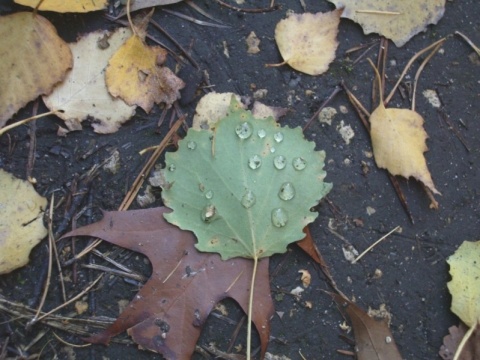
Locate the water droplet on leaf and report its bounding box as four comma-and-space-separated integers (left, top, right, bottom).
201, 204, 216, 223
241, 190, 256, 208
278, 182, 295, 201
205, 190, 214, 199
168, 164, 176, 171
248, 155, 262, 170
187, 141, 197, 150
292, 157, 307, 170
274, 132, 284, 143
257, 129, 266, 138
273, 155, 286, 170
235, 122, 253, 139
270, 147, 276, 153
271, 208, 288, 227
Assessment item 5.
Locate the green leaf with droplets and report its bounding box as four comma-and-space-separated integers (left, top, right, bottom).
161, 96, 332, 260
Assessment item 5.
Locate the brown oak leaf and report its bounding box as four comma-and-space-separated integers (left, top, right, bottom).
62, 207, 273, 360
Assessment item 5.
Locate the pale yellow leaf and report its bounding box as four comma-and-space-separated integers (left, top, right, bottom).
274, 10, 341, 75
370, 104, 440, 195
329, 0, 445, 47
192, 92, 244, 131
447, 241, 480, 327
43, 28, 136, 134
0, 12, 72, 128
106, 33, 185, 112
0, 169, 48, 275
15, 0, 107, 13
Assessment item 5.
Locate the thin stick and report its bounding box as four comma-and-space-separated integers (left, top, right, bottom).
246, 257, 258, 360
0, 110, 60, 137
303, 85, 343, 131
356, 10, 401, 15
411, 42, 443, 111
352, 226, 400, 264
455, 31, 480, 56
213, 0, 279, 13
126, 0, 137, 37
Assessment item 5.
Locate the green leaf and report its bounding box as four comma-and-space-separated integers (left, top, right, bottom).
161, 96, 332, 260
447, 240, 480, 327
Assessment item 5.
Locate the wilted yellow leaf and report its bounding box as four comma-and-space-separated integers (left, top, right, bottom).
106, 29, 185, 112
329, 0, 445, 47
43, 28, 136, 134
0, 12, 72, 128
447, 240, 480, 328
0, 169, 48, 274
14, 0, 107, 13
370, 104, 440, 195
274, 10, 341, 75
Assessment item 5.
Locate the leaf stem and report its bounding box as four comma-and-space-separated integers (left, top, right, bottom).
246, 256, 258, 360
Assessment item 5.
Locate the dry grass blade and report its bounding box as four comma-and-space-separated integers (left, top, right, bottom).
455, 31, 480, 56
352, 226, 400, 264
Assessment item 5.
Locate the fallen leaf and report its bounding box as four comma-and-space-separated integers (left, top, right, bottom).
251, 101, 289, 121
14, 0, 107, 12
192, 92, 245, 131
329, 0, 445, 47
0, 169, 48, 274
246, 31, 261, 54
62, 207, 274, 359
447, 240, 480, 327
331, 293, 403, 360
0, 12, 72, 128
370, 98, 440, 195
274, 10, 341, 75
106, 16, 185, 112
439, 323, 480, 360
43, 28, 136, 133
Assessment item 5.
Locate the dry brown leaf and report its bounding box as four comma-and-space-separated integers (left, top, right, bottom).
43, 28, 136, 133
329, 0, 445, 47
0, 169, 48, 274
439, 323, 480, 360
370, 105, 440, 195
0, 12, 72, 128
106, 18, 184, 112
15, 0, 107, 12
274, 10, 341, 75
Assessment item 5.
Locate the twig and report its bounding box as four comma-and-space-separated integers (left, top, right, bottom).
302, 85, 343, 131
82, 263, 146, 282
355, 10, 401, 15
455, 31, 480, 56
437, 110, 470, 152
213, 0, 279, 13
352, 226, 400, 264
162, 8, 231, 28
26, 101, 38, 180
0, 110, 60, 137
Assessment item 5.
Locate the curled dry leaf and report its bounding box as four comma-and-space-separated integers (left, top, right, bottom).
0, 169, 48, 275
62, 207, 274, 359
43, 28, 136, 133
14, 0, 108, 12
106, 17, 185, 112
0, 12, 72, 128
274, 10, 341, 75
329, 0, 445, 47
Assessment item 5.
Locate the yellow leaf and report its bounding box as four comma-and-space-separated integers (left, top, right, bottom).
14, 0, 107, 13
370, 104, 440, 195
192, 92, 244, 131
106, 34, 185, 112
447, 240, 480, 327
329, 0, 445, 47
0, 169, 48, 275
0, 12, 72, 128
274, 10, 341, 75
43, 28, 136, 134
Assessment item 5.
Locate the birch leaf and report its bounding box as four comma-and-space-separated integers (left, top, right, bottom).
0, 170, 48, 274
0, 12, 72, 128
447, 240, 480, 328
14, 0, 108, 13
43, 28, 136, 133
370, 104, 440, 195
274, 10, 341, 75
329, 0, 445, 47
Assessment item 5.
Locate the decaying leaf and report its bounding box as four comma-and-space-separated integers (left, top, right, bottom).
0, 12, 72, 128
274, 10, 341, 75
447, 240, 480, 328
0, 169, 48, 275
43, 28, 136, 133
329, 0, 445, 47
192, 92, 245, 131
439, 323, 480, 360
161, 96, 332, 260
331, 293, 403, 360
62, 207, 274, 359
14, 0, 108, 12
106, 16, 185, 112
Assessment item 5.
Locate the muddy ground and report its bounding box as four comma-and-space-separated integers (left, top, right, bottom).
0, 0, 479, 359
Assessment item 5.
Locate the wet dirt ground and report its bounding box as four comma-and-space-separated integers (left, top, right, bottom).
0, 0, 479, 359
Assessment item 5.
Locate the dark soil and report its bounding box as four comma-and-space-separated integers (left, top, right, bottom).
1, 0, 479, 359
